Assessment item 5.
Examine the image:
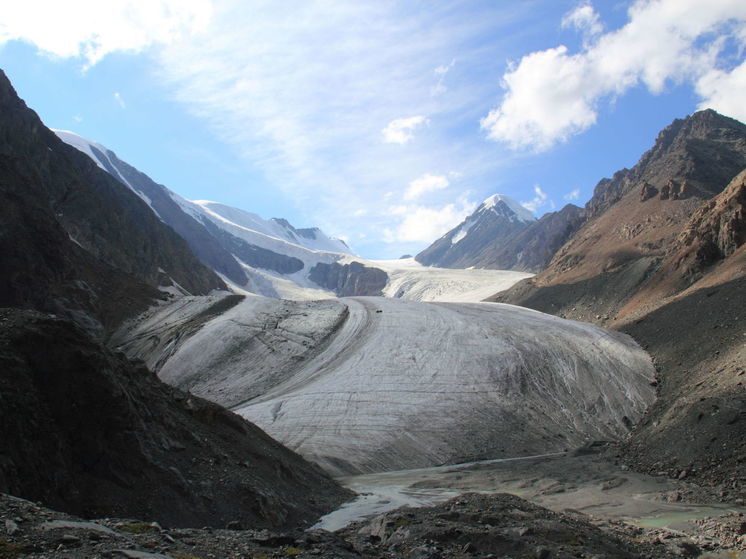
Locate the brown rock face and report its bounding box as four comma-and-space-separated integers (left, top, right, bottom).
490, 110, 746, 496
639, 182, 658, 201
498, 110, 746, 307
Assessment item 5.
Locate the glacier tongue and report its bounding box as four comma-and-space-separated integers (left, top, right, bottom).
117, 295, 656, 476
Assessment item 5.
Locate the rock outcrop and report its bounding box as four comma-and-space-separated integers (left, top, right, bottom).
309, 261, 388, 296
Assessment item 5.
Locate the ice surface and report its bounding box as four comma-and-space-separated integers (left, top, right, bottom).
373, 258, 532, 302
120, 295, 656, 476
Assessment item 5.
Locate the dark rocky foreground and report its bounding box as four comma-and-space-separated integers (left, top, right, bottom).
5, 490, 729, 559
0, 309, 351, 529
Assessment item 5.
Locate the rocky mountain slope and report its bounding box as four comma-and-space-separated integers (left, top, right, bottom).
55, 130, 251, 287
113, 295, 656, 476
498, 110, 746, 314
0, 309, 351, 529
491, 109, 746, 496
0, 69, 351, 528
55, 131, 371, 298
415, 194, 536, 268
0, 70, 225, 334
479, 203, 585, 272
416, 194, 588, 273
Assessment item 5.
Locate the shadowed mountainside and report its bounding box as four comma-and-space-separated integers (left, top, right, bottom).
0, 69, 352, 528
0, 309, 352, 528
0, 69, 225, 333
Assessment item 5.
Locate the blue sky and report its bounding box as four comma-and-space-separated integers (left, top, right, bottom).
1, 1, 744, 259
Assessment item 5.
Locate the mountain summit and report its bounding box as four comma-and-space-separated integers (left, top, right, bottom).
415, 194, 536, 268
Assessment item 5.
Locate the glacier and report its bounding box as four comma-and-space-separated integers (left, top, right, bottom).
114, 294, 656, 476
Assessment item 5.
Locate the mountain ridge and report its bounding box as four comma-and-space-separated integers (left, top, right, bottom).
415, 193, 537, 268
54, 130, 380, 299
490, 108, 746, 495
0, 70, 226, 333
0, 68, 352, 528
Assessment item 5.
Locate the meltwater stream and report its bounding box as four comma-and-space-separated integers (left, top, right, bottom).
315, 452, 566, 530
314, 452, 742, 532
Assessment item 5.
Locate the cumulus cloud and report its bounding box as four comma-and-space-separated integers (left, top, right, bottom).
384, 198, 475, 243
382, 115, 429, 144
695, 60, 746, 121
564, 188, 581, 201
561, 2, 603, 39
404, 173, 449, 201
0, 0, 211, 67
482, 0, 746, 151
521, 185, 552, 213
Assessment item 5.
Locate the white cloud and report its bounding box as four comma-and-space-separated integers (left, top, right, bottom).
564, 188, 581, 201
114, 91, 126, 109
404, 173, 449, 201
385, 198, 475, 243
432, 58, 456, 96
696, 59, 746, 122
482, 0, 746, 151
434, 59, 456, 76
0, 0, 212, 67
521, 185, 552, 213
561, 2, 603, 39
382, 115, 429, 144
152, 1, 529, 257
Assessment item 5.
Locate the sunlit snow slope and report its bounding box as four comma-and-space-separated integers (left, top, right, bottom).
115, 295, 656, 476
373, 258, 532, 302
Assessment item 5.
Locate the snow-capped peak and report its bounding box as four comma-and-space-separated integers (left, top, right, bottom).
478, 194, 536, 223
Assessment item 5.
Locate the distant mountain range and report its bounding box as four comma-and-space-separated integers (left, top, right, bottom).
55, 130, 364, 298
55, 131, 537, 301
415, 193, 586, 272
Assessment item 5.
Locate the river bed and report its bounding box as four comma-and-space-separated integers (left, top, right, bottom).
315, 452, 741, 534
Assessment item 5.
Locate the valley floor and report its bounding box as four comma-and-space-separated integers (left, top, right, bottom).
3, 449, 744, 558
